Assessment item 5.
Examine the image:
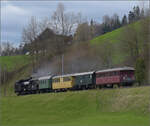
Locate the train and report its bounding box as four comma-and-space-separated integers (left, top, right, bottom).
14, 67, 135, 95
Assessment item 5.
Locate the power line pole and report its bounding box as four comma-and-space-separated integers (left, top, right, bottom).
148, 0, 150, 83
61, 54, 64, 75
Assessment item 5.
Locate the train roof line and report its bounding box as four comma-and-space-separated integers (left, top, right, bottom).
53, 71, 94, 78
96, 67, 135, 73
38, 75, 52, 80
37, 67, 135, 79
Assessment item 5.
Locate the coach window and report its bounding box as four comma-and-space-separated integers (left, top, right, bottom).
113, 72, 116, 75
113, 72, 115, 76
100, 73, 102, 77
102, 73, 105, 77
99, 74, 101, 77
107, 72, 110, 76
90, 75, 92, 78
85, 75, 88, 78
105, 73, 108, 77
107, 72, 111, 77
53, 78, 60, 83
111, 72, 114, 76
63, 77, 71, 82
100, 73, 103, 77
109, 72, 112, 76
115, 71, 118, 75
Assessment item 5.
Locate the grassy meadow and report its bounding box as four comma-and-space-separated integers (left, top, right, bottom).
1, 86, 150, 126
0, 55, 31, 72
0, 20, 149, 126
91, 21, 141, 65
0, 55, 32, 96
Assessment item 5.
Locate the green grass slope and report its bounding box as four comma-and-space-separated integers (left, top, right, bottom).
91, 21, 140, 44
0, 55, 32, 96
1, 86, 150, 126
91, 21, 140, 65
0, 55, 31, 72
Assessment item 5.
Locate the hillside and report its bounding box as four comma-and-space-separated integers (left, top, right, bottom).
0, 55, 31, 72
91, 21, 141, 65
0, 55, 32, 96
1, 86, 150, 126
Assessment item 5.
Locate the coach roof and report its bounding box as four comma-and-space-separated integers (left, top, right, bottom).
53, 71, 94, 78
38, 75, 52, 80
96, 67, 135, 73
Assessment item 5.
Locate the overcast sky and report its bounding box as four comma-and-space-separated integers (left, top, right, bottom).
1, 1, 149, 47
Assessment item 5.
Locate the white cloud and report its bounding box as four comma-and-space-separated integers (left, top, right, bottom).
1, 2, 29, 16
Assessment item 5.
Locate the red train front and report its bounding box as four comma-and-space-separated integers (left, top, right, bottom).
95, 67, 135, 88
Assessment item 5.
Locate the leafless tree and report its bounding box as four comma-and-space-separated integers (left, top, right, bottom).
73, 22, 92, 42
119, 24, 140, 65
22, 16, 40, 72
139, 18, 150, 83
50, 3, 82, 35
103, 15, 111, 26
1, 42, 15, 56
39, 17, 51, 33
94, 41, 113, 68
22, 16, 39, 44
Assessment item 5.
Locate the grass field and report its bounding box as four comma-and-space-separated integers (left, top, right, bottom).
91, 21, 140, 44
0, 55, 32, 96
0, 20, 149, 126
1, 86, 150, 126
90, 21, 141, 65
0, 55, 31, 72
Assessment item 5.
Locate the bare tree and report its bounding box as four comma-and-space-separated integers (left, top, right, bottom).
95, 41, 113, 68
50, 3, 82, 35
119, 24, 140, 65
140, 18, 150, 83
1, 42, 15, 56
73, 22, 92, 42
22, 16, 40, 72
38, 17, 51, 33
22, 16, 39, 44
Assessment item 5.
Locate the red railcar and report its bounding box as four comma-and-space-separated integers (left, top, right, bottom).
95, 67, 135, 87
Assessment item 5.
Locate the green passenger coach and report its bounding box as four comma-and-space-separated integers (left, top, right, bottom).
73, 71, 95, 89
38, 75, 52, 93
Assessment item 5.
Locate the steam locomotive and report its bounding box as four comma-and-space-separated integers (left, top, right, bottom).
14, 67, 135, 95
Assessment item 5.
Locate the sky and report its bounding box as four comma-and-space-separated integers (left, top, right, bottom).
1, 1, 149, 47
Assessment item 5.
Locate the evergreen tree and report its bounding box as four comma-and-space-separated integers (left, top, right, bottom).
90, 19, 94, 26
111, 14, 121, 30
140, 8, 145, 18
135, 58, 146, 85
128, 11, 135, 23
134, 6, 140, 20
122, 15, 128, 26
